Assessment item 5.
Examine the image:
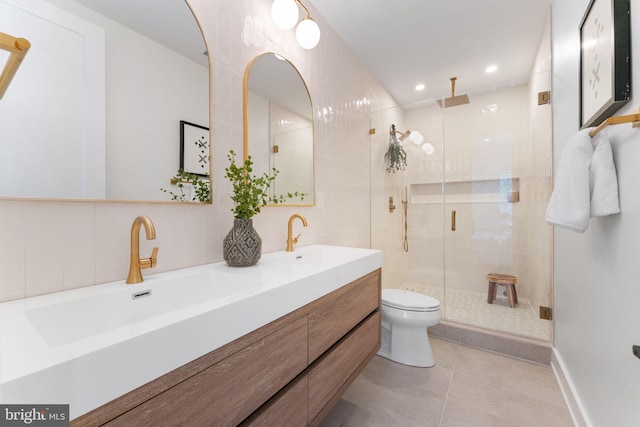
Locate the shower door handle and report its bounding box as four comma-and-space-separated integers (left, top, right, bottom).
451, 210, 456, 231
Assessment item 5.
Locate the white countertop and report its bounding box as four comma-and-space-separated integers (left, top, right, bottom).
0, 244, 381, 419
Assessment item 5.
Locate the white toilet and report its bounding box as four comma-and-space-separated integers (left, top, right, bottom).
378, 288, 441, 367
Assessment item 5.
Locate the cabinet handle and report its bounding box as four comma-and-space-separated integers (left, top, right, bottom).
451, 210, 456, 231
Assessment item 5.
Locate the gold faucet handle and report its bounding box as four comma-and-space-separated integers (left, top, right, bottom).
150, 247, 159, 268
292, 233, 301, 244
140, 247, 159, 270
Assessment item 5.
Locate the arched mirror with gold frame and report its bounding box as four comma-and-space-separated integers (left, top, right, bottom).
0, 0, 211, 203
243, 53, 314, 206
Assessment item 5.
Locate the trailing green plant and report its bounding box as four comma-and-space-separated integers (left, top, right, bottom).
225, 150, 305, 219
161, 169, 211, 203
384, 124, 407, 173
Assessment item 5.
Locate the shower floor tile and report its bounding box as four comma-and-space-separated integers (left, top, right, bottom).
404, 284, 550, 341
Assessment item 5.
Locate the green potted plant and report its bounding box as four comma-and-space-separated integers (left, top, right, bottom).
223, 150, 305, 266
161, 169, 211, 203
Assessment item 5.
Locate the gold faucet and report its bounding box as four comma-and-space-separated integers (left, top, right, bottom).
126, 215, 159, 284
286, 214, 308, 252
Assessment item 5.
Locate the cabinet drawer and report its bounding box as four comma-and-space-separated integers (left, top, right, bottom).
308, 269, 380, 362
308, 311, 380, 423
240, 374, 308, 427
106, 316, 308, 427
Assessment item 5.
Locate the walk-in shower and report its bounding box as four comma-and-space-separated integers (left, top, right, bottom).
370, 70, 553, 342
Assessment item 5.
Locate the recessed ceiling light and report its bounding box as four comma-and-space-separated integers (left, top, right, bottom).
485, 65, 498, 73
415, 83, 425, 91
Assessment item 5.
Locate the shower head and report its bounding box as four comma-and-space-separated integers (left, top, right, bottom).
437, 77, 470, 108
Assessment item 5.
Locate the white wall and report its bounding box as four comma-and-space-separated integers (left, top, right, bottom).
3, 0, 210, 201
0, 0, 397, 302
247, 90, 270, 174
0, 0, 106, 199
269, 102, 314, 201
552, 0, 640, 425
104, 12, 209, 201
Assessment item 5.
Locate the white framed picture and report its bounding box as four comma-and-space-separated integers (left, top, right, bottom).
180, 120, 210, 176
579, 0, 631, 128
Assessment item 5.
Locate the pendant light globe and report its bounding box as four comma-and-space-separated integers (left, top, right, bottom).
296, 17, 320, 49
271, 0, 299, 30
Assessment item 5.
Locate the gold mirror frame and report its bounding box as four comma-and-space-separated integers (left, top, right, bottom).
243, 52, 315, 206
0, 32, 31, 99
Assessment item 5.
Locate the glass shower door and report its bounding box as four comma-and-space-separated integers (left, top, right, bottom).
369, 71, 552, 343
440, 80, 552, 341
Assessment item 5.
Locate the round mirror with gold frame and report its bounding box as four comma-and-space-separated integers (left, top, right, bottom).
243, 53, 314, 206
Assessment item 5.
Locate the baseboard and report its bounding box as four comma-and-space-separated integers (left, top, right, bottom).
429, 320, 552, 365
551, 348, 591, 427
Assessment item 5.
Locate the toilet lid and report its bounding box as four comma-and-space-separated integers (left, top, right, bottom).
382, 289, 440, 311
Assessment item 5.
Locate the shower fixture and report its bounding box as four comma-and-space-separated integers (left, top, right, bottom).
392, 127, 424, 145
271, 0, 321, 49
391, 126, 435, 156
437, 77, 470, 108
402, 187, 409, 252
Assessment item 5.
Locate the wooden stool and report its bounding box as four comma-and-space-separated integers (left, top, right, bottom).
487, 273, 518, 308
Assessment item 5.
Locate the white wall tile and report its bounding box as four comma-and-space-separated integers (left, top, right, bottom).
0, 201, 26, 302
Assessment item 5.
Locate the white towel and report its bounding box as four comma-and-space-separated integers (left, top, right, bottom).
545, 129, 594, 232
590, 130, 620, 217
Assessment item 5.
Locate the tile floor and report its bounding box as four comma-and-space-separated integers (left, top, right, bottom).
320, 338, 573, 427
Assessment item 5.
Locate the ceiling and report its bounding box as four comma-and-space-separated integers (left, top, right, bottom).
61, 0, 551, 108
308, 0, 552, 106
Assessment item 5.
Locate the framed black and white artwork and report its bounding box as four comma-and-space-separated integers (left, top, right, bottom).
579, 0, 631, 129
180, 120, 210, 176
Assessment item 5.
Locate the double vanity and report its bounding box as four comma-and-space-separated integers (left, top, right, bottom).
0, 244, 382, 426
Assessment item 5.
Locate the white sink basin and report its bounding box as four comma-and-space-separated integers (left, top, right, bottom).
25, 270, 265, 348
0, 244, 381, 419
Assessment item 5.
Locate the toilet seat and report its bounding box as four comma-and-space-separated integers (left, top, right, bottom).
382, 289, 440, 312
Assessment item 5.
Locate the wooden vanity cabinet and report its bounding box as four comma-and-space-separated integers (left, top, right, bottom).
239, 373, 309, 426
308, 270, 381, 362
104, 317, 308, 427
72, 269, 381, 427
307, 311, 380, 425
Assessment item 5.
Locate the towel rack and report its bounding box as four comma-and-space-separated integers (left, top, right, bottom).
590, 108, 640, 137
0, 32, 31, 100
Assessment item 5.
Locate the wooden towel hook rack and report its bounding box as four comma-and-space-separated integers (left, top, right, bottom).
0, 32, 31, 100
590, 108, 640, 137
